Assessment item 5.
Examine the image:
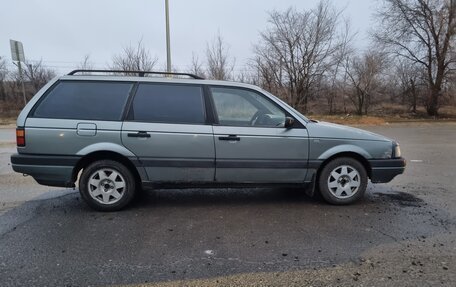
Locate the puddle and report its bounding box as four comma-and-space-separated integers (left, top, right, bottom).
374, 191, 424, 207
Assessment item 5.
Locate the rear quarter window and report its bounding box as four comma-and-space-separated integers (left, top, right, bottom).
128, 83, 205, 124
32, 81, 133, 121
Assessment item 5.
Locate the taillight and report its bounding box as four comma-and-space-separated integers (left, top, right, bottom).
16, 128, 25, 147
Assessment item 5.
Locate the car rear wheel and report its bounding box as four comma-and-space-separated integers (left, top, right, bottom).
318, 157, 367, 205
79, 160, 136, 211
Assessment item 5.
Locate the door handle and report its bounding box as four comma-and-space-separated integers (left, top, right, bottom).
218, 135, 240, 141
128, 131, 151, 138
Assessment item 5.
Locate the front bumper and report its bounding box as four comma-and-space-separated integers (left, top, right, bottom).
11, 154, 79, 187
368, 158, 406, 183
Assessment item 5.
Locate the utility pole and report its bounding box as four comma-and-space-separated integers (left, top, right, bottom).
165, 0, 171, 73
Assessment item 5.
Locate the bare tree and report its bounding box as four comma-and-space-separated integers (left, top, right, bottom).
189, 52, 206, 78
448, 69, 456, 104
23, 60, 56, 95
322, 19, 354, 114
374, 0, 456, 116
250, 51, 285, 97
235, 70, 257, 84
206, 33, 235, 80
111, 40, 158, 74
394, 59, 426, 112
78, 54, 94, 70
6, 69, 25, 108
345, 51, 386, 115
253, 0, 352, 112
0, 57, 8, 102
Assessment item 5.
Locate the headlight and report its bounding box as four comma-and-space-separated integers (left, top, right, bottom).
393, 143, 401, 158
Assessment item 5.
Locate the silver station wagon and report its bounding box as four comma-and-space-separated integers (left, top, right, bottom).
11, 70, 406, 211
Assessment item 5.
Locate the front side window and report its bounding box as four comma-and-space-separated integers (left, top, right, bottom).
33, 81, 133, 121
210, 87, 286, 127
129, 83, 205, 124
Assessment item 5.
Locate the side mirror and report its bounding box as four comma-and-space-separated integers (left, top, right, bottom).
284, 117, 295, 129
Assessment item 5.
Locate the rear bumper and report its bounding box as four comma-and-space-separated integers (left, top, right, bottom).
368, 158, 406, 183
11, 154, 80, 187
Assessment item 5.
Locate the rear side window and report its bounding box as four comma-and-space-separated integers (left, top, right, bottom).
129, 83, 205, 124
33, 81, 133, 121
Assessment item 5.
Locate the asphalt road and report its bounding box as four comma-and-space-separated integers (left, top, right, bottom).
0, 128, 14, 143
0, 123, 455, 286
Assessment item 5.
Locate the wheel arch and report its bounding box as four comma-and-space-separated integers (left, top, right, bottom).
316, 152, 372, 182
71, 151, 144, 186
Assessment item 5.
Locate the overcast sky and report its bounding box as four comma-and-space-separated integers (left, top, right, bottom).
1, 0, 379, 75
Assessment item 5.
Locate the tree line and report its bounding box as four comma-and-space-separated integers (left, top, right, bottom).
1, 0, 455, 117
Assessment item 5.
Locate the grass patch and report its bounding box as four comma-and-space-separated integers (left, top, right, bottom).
312, 111, 456, 125
0, 117, 16, 127
311, 115, 387, 125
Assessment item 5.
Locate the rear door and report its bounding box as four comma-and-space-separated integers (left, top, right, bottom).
210, 86, 309, 183
121, 83, 215, 182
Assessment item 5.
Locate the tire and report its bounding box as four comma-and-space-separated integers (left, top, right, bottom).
79, 160, 136, 211
318, 157, 368, 205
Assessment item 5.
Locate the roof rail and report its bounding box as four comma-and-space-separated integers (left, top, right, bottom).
67, 69, 205, 80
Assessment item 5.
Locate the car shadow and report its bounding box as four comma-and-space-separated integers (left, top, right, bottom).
131, 187, 322, 209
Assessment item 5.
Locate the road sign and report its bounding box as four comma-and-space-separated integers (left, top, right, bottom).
10, 39, 25, 62
9, 39, 27, 105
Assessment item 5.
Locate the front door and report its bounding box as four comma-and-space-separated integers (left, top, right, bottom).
210, 86, 309, 183
122, 83, 215, 182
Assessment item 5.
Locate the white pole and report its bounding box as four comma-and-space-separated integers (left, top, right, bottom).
18, 62, 26, 105
13, 61, 27, 106
165, 0, 171, 73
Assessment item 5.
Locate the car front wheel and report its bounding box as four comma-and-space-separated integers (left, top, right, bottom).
79, 160, 136, 211
318, 157, 368, 205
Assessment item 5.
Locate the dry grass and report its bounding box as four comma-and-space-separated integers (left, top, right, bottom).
0, 101, 21, 127
311, 115, 456, 125
311, 115, 387, 125
312, 104, 456, 125
0, 117, 16, 127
